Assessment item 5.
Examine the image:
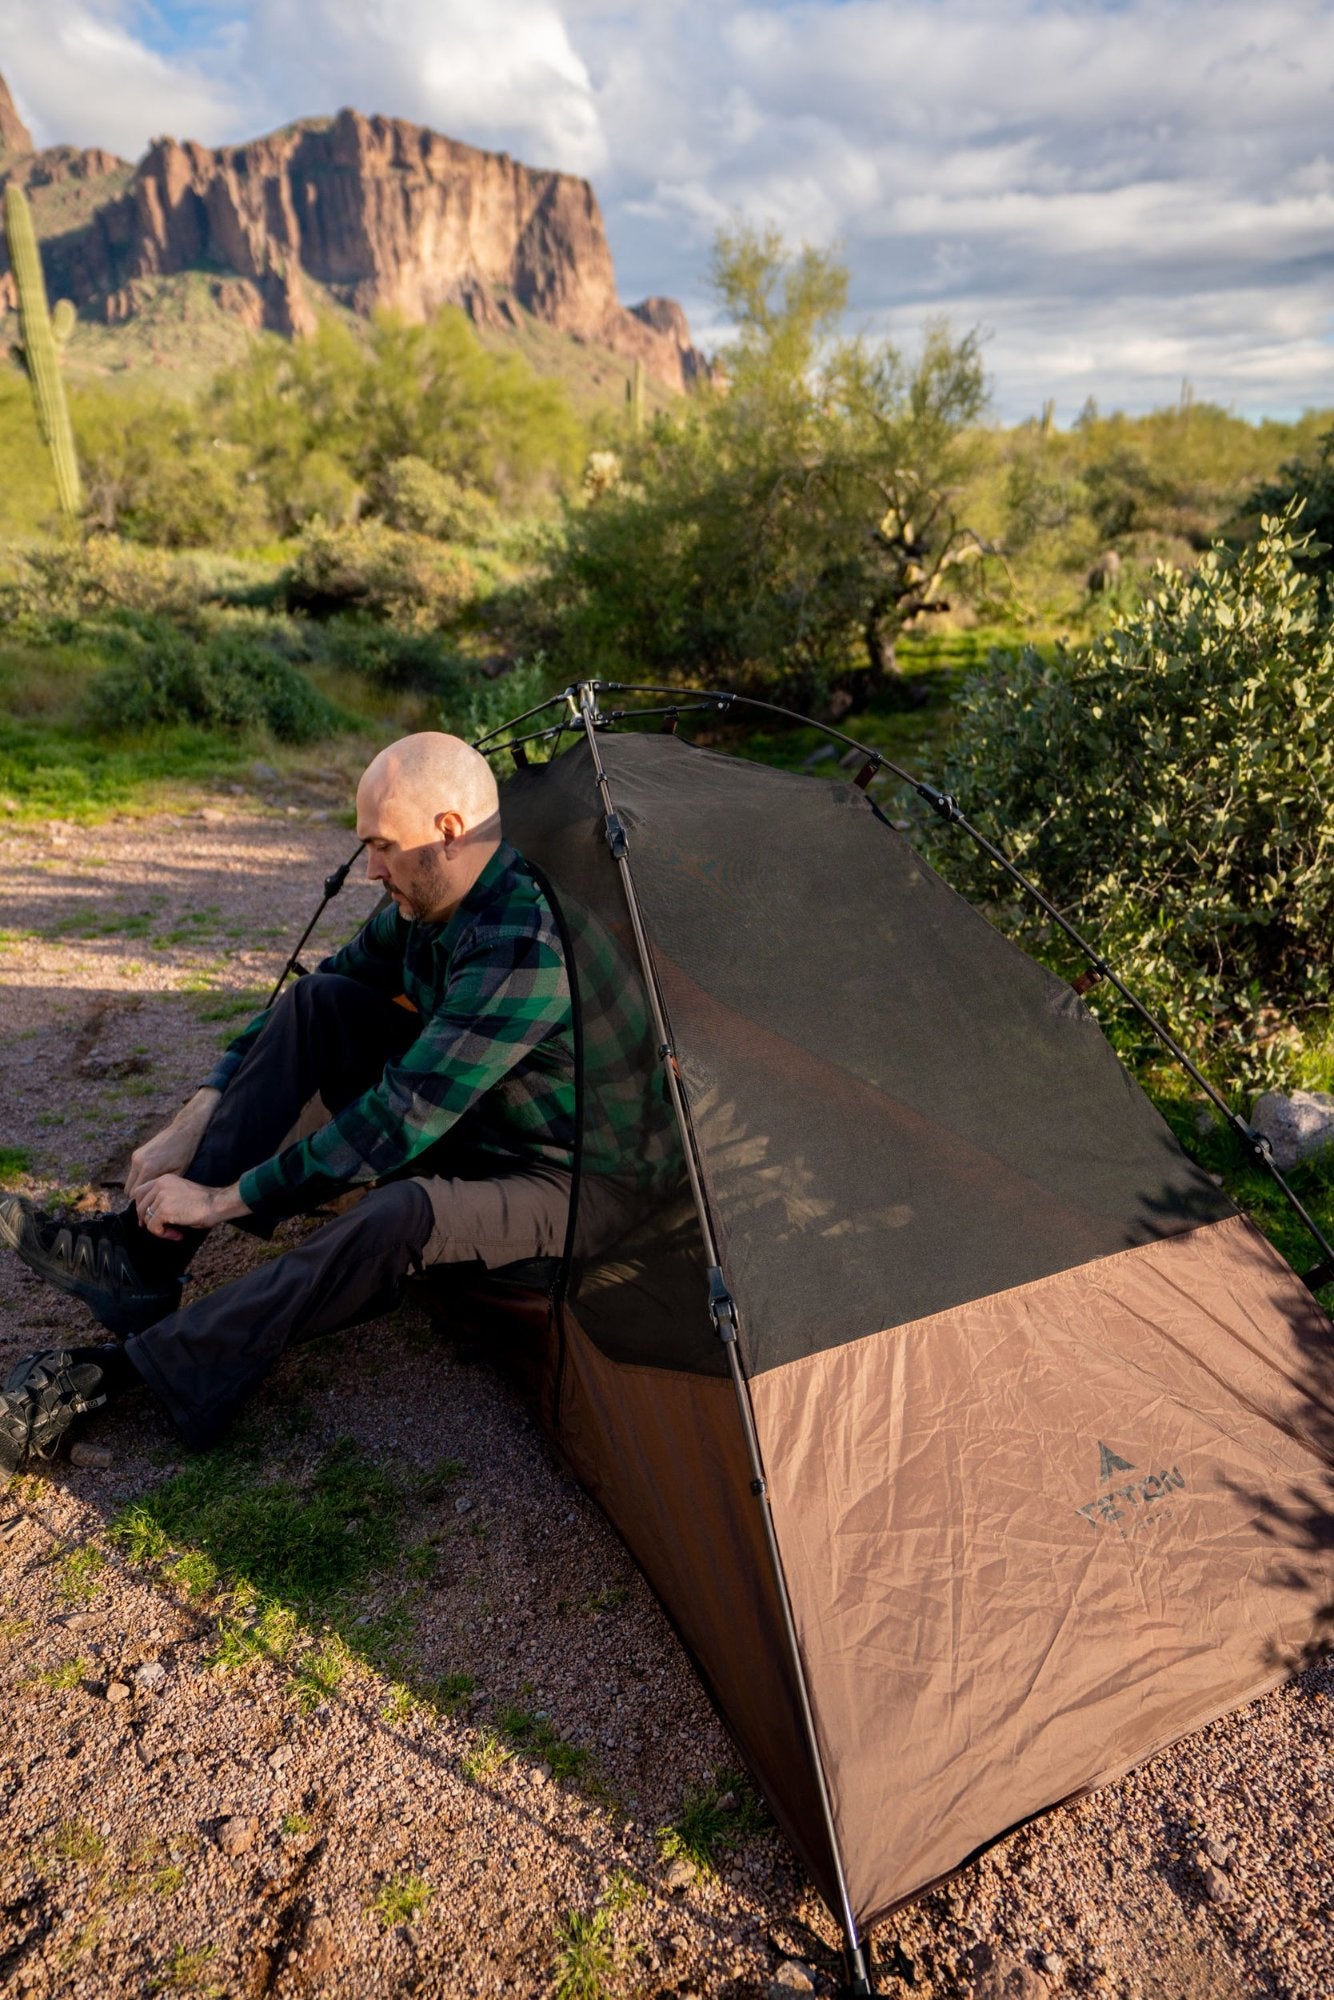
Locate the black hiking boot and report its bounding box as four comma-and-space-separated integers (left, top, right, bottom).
0, 1349, 111, 1494
0, 1195, 184, 1338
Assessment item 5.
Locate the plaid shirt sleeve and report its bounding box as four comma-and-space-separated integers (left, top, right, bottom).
236, 916, 569, 1211
202, 902, 405, 1094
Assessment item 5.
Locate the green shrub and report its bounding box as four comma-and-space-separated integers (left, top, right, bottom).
85, 618, 346, 743
72, 386, 269, 548
314, 617, 470, 697
933, 503, 1333, 1087
1240, 428, 1334, 605
283, 521, 475, 629
374, 456, 499, 544
11, 537, 209, 620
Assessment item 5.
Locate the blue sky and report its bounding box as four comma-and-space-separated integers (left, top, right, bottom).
3, 0, 1332, 422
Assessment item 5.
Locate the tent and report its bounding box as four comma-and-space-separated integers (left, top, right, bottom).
449, 687, 1334, 1990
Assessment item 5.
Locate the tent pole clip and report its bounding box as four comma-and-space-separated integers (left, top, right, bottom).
603, 811, 628, 859
750, 1476, 766, 1498
707, 1265, 738, 1343
916, 782, 962, 824
1241, 1124, 1275, 1165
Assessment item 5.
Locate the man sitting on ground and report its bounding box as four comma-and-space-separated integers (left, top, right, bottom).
0, 731, 579, 1486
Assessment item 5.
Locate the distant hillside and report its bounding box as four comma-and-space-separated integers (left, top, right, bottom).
0, 76, 709, 402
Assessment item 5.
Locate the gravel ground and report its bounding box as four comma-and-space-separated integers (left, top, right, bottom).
0, 801, 1330, 2000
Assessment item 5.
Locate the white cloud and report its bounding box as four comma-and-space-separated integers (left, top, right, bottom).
2, 0, 1332, 415
0, 0, 237, 156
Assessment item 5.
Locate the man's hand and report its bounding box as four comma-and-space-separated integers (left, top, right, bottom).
124, 1088, 221, 1200
134, 1173, 250, 1238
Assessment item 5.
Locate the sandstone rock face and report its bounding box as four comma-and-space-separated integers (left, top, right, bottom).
0, 88, 707, 390
0, 73, 32, 157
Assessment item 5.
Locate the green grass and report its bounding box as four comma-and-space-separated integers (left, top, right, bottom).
459, 1727, 511, 1784
56, 1545, 105, 1605
0, 1145, 32, 1186
146, 1942, 225, 1996
553, 1906, 620, 2000
656, 1772, 771, 1874
494, 1702, 590, 1782
109, 1434, 421, 1709
370, 1871, 433, 1928
30, 1656, 88, 1692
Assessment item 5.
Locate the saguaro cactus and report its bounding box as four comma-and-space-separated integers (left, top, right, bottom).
4, 184, 81, 515
626, 355, 644, 435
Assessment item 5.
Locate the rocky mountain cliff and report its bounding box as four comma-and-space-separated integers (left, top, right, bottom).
0, 83, 707, 391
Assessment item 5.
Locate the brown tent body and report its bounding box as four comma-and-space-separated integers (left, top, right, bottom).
478, 729, 1333, 1939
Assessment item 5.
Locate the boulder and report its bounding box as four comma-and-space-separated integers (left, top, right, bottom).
1249, 1089, 1334, 1172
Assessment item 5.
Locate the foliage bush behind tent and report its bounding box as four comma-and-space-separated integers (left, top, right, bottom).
932, 504, 1333, 1090
534, 228, 1001, 714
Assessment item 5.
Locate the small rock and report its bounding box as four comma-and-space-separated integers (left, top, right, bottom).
1193, 1107, 1220, 1136
1250, 1088, 1334, 1172
716, 1790, 736, 1811
970, 1955, 1050, 2000
1204, 1838, 1232, 1868
217, 1814, 257, 1857
69, 1442, 114, 1470
454, 1495, 474, 1514
303, 1913, 334, 1973
78, 1053, 149, 1082
663, 1854, 695, 1894
1201, 1862, 1233, 1903
249, 761, 279, 782
134, 1660, 166, 1690
1039, 1952, 1064, 1981
268, 1744, 291, 1770
772, 1960, 816, 1993
104, 1680, 131, 1703
196, 807, 227, 824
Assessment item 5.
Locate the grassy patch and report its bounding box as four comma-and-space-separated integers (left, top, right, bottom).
109, 1434, 421, 1710
656, 1772, 771, 1874
29, 1656, 88, 1692
553, 1906, 620, 2000
56, 1544, 105, 1605
459, 1727, 511, 1784
494, 1702, 589, 1782
53, 1821, 106, 1867
0, 1145, 32, 1186
147, 1942, 225, 1995
370, 1872, 433, 1928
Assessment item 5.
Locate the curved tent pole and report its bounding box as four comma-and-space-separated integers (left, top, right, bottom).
562, 680, 1334, 1287
570, 682, 877, 1995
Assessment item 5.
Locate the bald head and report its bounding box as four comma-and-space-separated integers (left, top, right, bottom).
356, 732, 502, 923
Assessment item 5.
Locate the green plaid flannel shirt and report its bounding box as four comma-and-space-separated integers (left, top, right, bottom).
222, 842, 579, 1212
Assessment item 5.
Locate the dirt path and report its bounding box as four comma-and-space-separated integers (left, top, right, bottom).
0, 808, 1329, 2000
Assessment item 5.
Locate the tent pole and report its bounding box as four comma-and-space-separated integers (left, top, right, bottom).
572, 683, 877, 1995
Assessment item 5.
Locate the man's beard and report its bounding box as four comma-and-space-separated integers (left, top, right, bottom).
397, 850, 452, 921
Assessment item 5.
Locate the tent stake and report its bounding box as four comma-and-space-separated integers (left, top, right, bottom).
573, 682, 876, 1988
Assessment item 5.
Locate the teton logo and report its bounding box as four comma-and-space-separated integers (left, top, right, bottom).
1077, 1439, 1186, 1536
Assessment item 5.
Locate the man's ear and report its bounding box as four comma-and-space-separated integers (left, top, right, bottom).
434, 809, 466, 845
